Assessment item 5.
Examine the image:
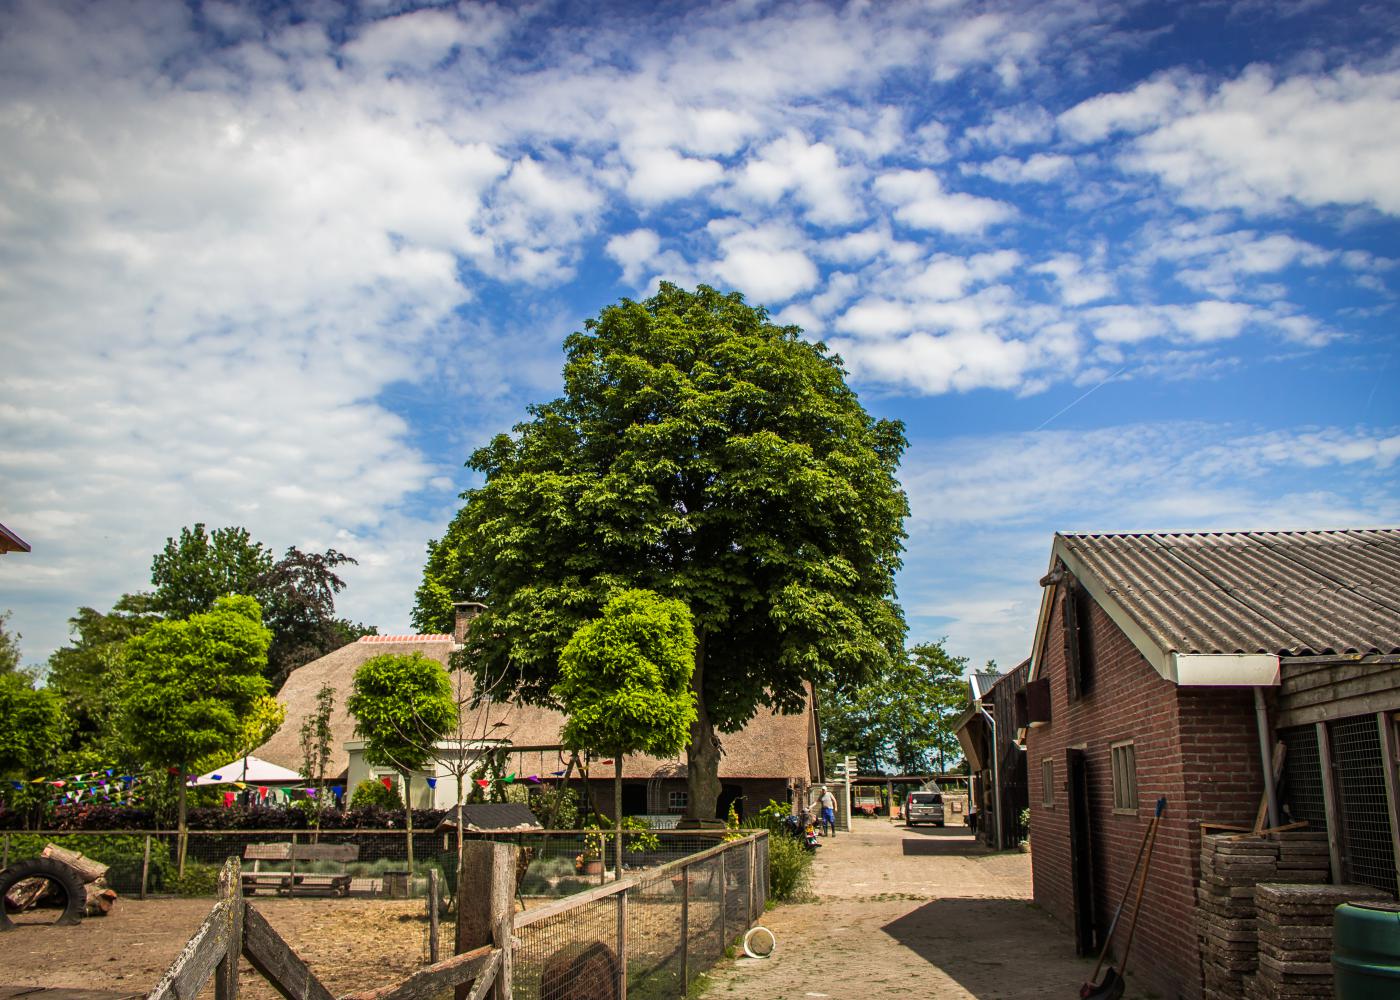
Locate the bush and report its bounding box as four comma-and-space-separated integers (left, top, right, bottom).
767, 834, 813, 903
169, 862, 221, 896
350, 779, 404, 811
2, 832, 175, 892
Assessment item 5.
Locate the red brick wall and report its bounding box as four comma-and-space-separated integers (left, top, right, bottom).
1026, 587, 1262, 1000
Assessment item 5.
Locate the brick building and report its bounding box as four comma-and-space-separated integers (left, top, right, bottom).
1023, 529, 1400, 1000
954, 659, 1030, 849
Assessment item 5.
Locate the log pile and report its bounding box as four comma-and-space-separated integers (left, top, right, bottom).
1244, 883, 1390, 1000
4, 843, 119, 917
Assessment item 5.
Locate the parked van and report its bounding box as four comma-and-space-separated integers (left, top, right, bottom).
905, 790, 945, 827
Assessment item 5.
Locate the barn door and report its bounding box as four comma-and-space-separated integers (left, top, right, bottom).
1067, 748, 1098, 956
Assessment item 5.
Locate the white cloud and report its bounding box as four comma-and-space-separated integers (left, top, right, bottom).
873, 169, 1015, 234
605, 229, 662, 286
1058, 75, 1188, 142
731, 131, 864, 225
707, 221, 820, 304
1032, 254, 1114, 305
624, 148, 726, 204
963, 105, 1055, 148
964, 153, 1074, 184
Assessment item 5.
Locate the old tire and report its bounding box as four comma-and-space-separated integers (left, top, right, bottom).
0, 858, 86, 930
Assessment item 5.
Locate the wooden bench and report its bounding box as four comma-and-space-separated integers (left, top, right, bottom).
240, 843, 359, 897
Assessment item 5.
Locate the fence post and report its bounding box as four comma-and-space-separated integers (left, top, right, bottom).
427, 868, 441, 964
288, 832, 298, 899
617, 887, 629, 1000
719, 849, 727, 949
215, 857, 243, 1000
141, 835, 152, 900
680, 862, 690, 992
748, 838, 757, 924
455, 840, 516, 1000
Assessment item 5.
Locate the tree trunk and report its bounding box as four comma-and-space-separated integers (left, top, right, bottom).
455, 774, 465, 880
177, 774, 188, 877
614, 747, 623, 882
404, 773, 415, 876
685, 632, 722, 824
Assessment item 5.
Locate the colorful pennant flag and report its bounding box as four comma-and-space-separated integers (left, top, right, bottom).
380, 776, 393, 792
426, 777, 437, 789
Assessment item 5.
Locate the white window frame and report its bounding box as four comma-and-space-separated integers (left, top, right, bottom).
1041, 757, 1055, 808
667, 790, 688, 813
1111, 741, 1138, 814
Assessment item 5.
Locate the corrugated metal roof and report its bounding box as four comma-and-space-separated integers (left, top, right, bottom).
1059, 528, 1400, 657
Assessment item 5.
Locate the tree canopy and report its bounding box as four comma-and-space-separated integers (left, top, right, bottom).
118, 594, 272, 772
423, 283, 908, 818
821, 639, 969, 775
346, 652, 456, 775
45, 593, 161, 743
0, 671, 68, 780
0, 611, 23, 674
557, 589, 697, 759
148, 523, 370, 684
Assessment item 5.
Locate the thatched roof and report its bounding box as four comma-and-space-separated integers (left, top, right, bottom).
256, 635, 818, 784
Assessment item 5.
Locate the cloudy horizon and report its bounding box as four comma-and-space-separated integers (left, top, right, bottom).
2, 0, 1397, 675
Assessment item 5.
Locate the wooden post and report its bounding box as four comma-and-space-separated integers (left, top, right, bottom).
215, 858, 243, 1000
288, 832, 298, 899
1377, 711, 1400, 884
454, 840, 517, 1000
616, 887, 628, 1000
3, 832, 9, 869
141, 835, 152, 900
719, 850, 727, 949
1316, 721, 1346, 883
680, 863, 690, 991
748, 838, 756, 924
427, 868, 441, 964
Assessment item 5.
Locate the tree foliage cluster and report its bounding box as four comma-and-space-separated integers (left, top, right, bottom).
821, 640, 971, 775
417, 284, 908, 819
1, 521, 372, 827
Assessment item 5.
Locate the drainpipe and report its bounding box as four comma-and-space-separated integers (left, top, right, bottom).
1253, 687, 1281, 831
979, 706, 1003, 851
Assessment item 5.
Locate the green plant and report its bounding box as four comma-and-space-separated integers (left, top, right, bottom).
170, 861, 221, 896
532, 785, 579, 830
1019, 807, 1031, 839
767, 833, 814, 902
757, 799, 792, 836
350, 778, 404, 810
722, 801, 744, 842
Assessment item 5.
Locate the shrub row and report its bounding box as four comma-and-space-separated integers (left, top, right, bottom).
0, 803, 448, 831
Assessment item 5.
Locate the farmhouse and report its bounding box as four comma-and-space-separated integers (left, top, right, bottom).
1023, 528, 1400, 1000
255, 605, 823, 822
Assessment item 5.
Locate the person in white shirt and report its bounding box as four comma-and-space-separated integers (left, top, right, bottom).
817, 786, 837, 836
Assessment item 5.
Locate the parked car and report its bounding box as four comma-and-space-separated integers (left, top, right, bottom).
905, 790, 945, 827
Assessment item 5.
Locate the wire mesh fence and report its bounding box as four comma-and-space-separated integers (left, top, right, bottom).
0, 827, 758, 902
1280, 724, 1328, 833
1328, 715, 1397, 896
512, 832, 768, 1000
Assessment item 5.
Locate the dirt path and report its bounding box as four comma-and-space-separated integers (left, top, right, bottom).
701, 818, 1153, 1000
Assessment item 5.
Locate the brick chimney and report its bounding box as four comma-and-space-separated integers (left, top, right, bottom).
452, 601, 487, 645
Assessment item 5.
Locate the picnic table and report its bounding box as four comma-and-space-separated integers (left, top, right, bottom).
240, 842, 358, 897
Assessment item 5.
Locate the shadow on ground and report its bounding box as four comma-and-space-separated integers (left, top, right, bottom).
881, 897, 1152, 1000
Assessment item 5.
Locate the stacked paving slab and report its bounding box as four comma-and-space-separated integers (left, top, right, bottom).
1197, 832, 1336, 1000
1245, 883, 1391, 1000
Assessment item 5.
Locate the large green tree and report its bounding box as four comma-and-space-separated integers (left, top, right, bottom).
119, 594, 271, 871
422, 283, 908, 821
45, 593, 161, 744
0, 611, 23, 674
346, 652, 456, 873
821, 640, 969, 775
557, 589, 696, 875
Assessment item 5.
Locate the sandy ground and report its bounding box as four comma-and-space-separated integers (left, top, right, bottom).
700, 818, 1153, 1000
0, 895, 452, 998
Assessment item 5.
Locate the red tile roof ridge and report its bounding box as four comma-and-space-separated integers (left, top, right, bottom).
356, 634, 453, 643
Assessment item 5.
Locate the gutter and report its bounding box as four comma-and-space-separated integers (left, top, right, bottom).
979, 706, 1003, 851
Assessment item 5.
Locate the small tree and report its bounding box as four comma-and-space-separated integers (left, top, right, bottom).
299, 684, 335, 829
119, 595, 270, 872
346, 652, 456, 874
556, 589, 696, 878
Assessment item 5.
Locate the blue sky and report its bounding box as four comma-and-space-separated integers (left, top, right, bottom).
1, 0, 1397, 674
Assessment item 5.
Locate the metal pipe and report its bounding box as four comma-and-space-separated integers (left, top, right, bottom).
979, 707, 1003, 851
1253, 686, 1281, 831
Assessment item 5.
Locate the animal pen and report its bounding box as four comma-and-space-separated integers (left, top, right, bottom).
145, 830, 770, 1000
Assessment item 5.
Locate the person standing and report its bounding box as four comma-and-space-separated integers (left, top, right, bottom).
818, 785, 837, 836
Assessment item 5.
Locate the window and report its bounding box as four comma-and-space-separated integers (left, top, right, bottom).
1063, 581, 1095, 700
1041, 758, 1055, 807
667, 790, 688, 813
1111, 742, 1138, 812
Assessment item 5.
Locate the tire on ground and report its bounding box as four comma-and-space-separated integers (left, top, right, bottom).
0, 857, 86, 930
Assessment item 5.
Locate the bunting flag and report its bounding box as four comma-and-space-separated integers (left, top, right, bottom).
504, 773, 516, 784
258, 786, 269, 800
106, 769, 114, 777
306, 788, 317, 798
331, 785, 344, 798
526, 775, 541, 783
10, 781, 21, 790
223, 792, 236, 808
380, 776, 393, 792
425, 778, 437, 789
211, 773, 223, 781
600, 759, 614, 765
234, 781, 247, 789
550, 769, 566, 776
476, 778, 490, 788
